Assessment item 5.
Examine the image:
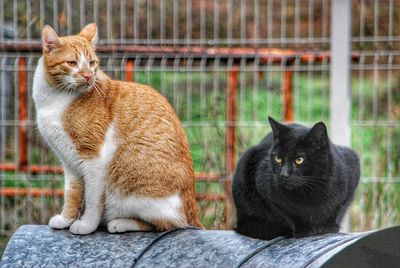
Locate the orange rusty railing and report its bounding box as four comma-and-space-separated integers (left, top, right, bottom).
0, 187, 225, 202
18, 57, 28, 169
125, 59, 135, 82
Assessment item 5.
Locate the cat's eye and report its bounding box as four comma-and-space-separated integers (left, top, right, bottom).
89, 60, 97, 67
274, 156, 282, 163
295, 157, 304, 165
67, 61, 77, 67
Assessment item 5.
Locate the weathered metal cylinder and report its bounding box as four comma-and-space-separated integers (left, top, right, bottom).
1, 225, 399, 267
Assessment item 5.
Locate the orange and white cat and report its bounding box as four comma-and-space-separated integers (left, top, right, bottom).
33, 23, 203, 235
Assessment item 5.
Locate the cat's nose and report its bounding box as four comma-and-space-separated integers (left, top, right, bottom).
82, 73, 92, 82
280, 165, 290, 178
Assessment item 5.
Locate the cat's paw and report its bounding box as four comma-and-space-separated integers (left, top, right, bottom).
69, 220, 97, 235
293, 230, 315, 238
107, 218, 152, 233
316, 225, 340, 234
49, 214, 73, 229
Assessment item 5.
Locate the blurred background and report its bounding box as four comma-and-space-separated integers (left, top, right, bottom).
0, 0, 399, 254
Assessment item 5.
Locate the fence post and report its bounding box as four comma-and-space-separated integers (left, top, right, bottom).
18, 57, 28, 169
225, 66, 238, 229
226, 67, 238, 175
330, 0, 352, 232
125, 59, 135, 82
283, 70, 294, 122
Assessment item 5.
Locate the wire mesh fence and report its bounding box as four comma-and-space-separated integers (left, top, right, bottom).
350, 0, 400, 231
0, 0, 332, 47
0, 0, 399, 252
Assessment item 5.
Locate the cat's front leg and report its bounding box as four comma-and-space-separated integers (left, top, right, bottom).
293, 230, 316, 238
69, 167, 105, 235
293, 223, 317, 238
315, 224, 340, 234
293, 223, 340, 238
49, 168, 83, 229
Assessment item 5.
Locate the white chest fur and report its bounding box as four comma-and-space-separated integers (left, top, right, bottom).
32, 57, 83, 173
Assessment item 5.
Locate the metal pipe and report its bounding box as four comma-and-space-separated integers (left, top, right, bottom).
225, 65, 239, 229
0, 187, 224, 202
283, 70, 294, 122
17, 57, 27, 169
125, 59, 135, 81
0, 43, 359, 63
226, 66, 238, 175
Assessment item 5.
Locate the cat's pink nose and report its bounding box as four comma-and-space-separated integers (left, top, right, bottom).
82, 73, 92, 82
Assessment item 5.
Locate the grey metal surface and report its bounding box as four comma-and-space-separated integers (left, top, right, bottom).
1, 225, 160, 268
2, 225, 400, 268
242, 232, 361, 268
320, 226, 400, 268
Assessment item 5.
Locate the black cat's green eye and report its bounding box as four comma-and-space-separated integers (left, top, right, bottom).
274, 156, 282, 163
295, 157, 304, 165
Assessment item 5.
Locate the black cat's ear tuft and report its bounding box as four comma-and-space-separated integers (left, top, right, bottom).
307, 122, 328, 149
268, 117, 285, 140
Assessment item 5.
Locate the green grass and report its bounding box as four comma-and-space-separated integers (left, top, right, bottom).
0, 235, 10, 257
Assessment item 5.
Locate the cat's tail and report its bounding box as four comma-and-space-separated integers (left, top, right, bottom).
181, 187, 204, 229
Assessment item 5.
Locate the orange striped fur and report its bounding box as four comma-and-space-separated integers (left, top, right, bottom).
34, 24, 202, 234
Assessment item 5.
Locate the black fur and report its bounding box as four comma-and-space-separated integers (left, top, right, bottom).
232, 117, 360, 240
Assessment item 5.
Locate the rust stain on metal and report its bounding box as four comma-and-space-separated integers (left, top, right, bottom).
225, 66, 239, 230
125, 59, 135, 81
0, 42, 360, 63
0, 187, 226, 202
196, 193, 225, 202
226, 66, 238, 175
0, 187, 65, 197
0, 163, 64, 174
283, 70, 294, 122
18, 57, 28, 168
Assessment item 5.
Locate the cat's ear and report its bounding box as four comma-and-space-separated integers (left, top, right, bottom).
42, 25, 64, 53
268, 117, 287, 140
79, 23, 98, 47
307, 122, 328, 149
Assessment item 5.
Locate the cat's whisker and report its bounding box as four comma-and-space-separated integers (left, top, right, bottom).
301, 175, 340, 182
338, 203, 346, 209
299, 177, 321, 183
93, 84, 102, 96
300, 179, 326, 186
94, 80, 105, 94
296, 181, 314, 189
56, 81, 73, 92
59, 85, 69, 94
298, 179, 317, 187
299, 176, 330, 184
93, 82, 106, 98
293, 177, 324, 189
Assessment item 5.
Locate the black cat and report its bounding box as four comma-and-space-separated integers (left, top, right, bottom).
232, 117, 360, 240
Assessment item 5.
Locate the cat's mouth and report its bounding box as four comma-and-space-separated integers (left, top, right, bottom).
280, 176, 304, 190
74, 80, 95, 91
283, 182, 298, 190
